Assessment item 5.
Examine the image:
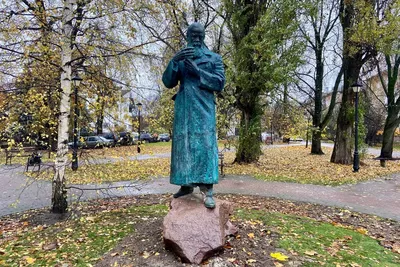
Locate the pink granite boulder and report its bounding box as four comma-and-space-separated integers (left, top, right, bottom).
163, 194, 237, 264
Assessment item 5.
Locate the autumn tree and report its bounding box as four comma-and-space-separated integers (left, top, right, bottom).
331, 0, 399, 164
296, 0, 343, 155
0, 0, 161, 213
223, 0, 304, 163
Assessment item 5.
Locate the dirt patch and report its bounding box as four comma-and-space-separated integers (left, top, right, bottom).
1, 194, 399, 266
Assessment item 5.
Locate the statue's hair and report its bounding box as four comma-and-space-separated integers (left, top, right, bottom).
187, 22, 205, 37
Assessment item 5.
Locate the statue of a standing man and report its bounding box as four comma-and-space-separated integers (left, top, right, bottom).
162, 23, 225, 209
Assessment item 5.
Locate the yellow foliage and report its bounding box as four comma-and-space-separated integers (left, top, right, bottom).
270, 252, 289, 261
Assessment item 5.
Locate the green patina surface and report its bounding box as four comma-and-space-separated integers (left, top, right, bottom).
162, 23, 225, 186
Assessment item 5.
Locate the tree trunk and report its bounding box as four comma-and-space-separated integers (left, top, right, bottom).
330, 59, 361, 164
96, 114, 104, 135
311, 130, 323, 154
331, 0, 366, 164
311, 48, 324, 155
379, 55, 400, 158
235, 104, 262, 163
96, 97, 105, 135
380, 112, 399, 158
52, 0, 75, 214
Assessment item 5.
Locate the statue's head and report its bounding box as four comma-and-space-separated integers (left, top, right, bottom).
187, 23, 205, 48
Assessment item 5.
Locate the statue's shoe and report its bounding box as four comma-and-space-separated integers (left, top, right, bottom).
173, 186, 194, 198
204, 196, 216, 209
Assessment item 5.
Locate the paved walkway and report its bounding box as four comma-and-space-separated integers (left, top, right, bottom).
1, 144, 399, 221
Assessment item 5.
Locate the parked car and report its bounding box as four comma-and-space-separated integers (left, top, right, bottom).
131, 132, 139, 145
98, 136, 114, 147
68, 136, 106, 149
158, 133, 170, 142
118, 132, 133, 146
99, 132, 118, 146
139, 133, 156, 143
82, 136, 107, 148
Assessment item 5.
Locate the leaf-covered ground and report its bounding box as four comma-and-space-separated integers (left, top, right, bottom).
0, 195, 399, 266
224, 146, 400, 185
28, 145, 400, 186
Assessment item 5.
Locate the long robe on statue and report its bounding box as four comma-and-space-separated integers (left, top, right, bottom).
162, 48, 225, 186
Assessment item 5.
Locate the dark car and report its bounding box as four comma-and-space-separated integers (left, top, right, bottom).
118, 132, 133, 146
139, 133, 156, 143
99, 132, 118, 146
158, 133, 170, 142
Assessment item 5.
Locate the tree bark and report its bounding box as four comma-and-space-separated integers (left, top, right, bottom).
311, 47, 324, 155
330, 55, 362, 164
330, 0, 370, 164
235, 103, 262, 163
379, 55, 400, 159
52, 0, 75, 213
380, 111, 399, 158
311, 130, 324, 154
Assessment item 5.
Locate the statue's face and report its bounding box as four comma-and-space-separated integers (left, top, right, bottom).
187, 25, 205, 47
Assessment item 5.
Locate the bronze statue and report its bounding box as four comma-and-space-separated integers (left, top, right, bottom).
162, 23, 225, 208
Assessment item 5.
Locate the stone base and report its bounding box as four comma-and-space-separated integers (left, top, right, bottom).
163, 194, 237, 264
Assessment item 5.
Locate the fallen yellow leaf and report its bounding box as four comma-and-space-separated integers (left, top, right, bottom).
247, 233, 255, 239
25, 256, 36, 264
304, 250, 318, 256
270, 252, 289, 261
142, 251, 150, 259
86, 216, 95, 222
356, 228, 368, 235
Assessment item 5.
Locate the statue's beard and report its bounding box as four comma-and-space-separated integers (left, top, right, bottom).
192, 46, 204, 59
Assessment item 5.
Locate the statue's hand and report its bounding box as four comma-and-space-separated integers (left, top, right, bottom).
172, 47, 195, 62
184, 59, 200, 77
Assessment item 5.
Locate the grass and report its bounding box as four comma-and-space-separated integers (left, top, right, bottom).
1, 204, 398, 266
0, 204, 168, 266
224, 146, 400, 185
30, 158, 170, 184
235, 209, 400, 266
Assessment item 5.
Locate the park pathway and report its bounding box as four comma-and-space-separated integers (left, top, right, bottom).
1, 143, 399, 221
1, 167, 399, 221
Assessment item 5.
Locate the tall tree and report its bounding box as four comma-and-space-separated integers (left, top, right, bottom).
0, 0, 161, 213
378, 53, 400, 159
331, 0, 377, 164
296, 0, 343, 154
331, 0, 400, 164
224, 0, 304, 163
52, 0, 76, 213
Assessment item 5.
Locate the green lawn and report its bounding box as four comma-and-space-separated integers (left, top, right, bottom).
1, 205, 398, 266
236, 209, 400, 266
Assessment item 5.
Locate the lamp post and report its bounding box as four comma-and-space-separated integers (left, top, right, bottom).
72, 73, 82, 171
136, 102, 142, 153
352, 81, 363, 172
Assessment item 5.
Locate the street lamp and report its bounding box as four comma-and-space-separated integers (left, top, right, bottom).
352, 80, 363, 172
136, 102, 142, 153
72, 73, 82, 171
